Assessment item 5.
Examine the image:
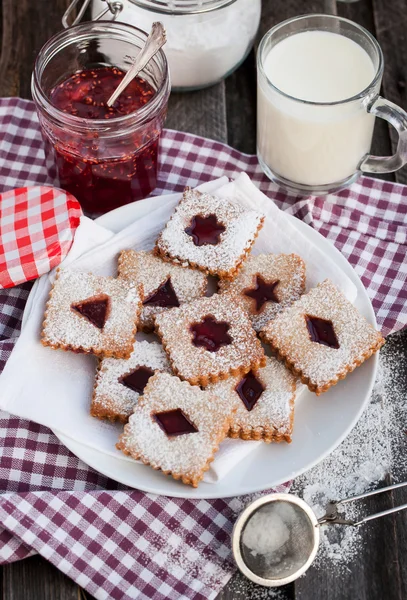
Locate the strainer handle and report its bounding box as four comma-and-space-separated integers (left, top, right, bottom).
319, 481, 407, 527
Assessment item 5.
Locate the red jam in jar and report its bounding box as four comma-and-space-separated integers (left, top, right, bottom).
46, 66, 161, 215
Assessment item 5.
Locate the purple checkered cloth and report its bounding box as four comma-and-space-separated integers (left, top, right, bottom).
0, 98, 406, 599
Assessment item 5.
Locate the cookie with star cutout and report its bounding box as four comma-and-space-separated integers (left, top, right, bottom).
154, 188, 264, 279
218, 253, 306, 332
155, 294, 265, 386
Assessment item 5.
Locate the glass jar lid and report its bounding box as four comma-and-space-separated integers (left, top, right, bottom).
63, 0, 238, 29
128, 0, 238, 15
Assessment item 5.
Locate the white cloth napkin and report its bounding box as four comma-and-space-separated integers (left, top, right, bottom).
0, 174, 357, 484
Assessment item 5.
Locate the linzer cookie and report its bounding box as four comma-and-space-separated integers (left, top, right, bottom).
261, 279, 385, 395
118, 249, 208, 331
155, 188, 264, 278
219, 253, 306, 331
155, 294, 265, 386
42, 269, 142, 359
116, 372, 235, 487
207, 356, 296, 443
91, 341, 170, 422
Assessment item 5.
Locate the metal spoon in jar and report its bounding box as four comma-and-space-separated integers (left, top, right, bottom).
106, 21, 167, 108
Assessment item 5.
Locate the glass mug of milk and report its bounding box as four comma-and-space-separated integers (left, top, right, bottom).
257, 14, 407, 195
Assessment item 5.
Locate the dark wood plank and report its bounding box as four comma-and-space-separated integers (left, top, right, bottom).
371, 0, 407, 184
225, 50, 257, 154
217, 571, 294, 600
2, 556, 80, 600
0, 0, 72, 99
337, 0, 395, 180
165, 83, 228, 143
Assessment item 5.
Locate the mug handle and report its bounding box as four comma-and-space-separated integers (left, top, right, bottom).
360, 96, 407, 174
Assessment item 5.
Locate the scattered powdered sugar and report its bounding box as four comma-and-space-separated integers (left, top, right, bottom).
156, 188, 264, 276
262, 279, 384, 392
219, 253, 306, 332
207, 356, 295, 440
118, 249, 208, 330
292, 330, 407, 571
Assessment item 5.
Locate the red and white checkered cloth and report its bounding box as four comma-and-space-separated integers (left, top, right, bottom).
0, 98, 406, 599
0, 186, 81, 289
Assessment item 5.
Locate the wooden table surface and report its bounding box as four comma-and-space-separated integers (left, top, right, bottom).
1, 1, 407, 599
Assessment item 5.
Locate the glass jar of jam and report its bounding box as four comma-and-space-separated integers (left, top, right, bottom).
32, 21, 170, 215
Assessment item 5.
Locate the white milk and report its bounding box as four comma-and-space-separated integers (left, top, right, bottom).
257, 31, 377, 187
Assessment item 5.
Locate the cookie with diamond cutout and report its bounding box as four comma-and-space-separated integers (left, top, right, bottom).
116, 372, 235, 487
155, 294, 265, 386
42, 269, 143, 359
154, 187, 264, 279
207, 356, 296, 442
219, 253, 306, 332
118, 249, 208, 331
91, 340, 171, 422
261, 279, 385, 395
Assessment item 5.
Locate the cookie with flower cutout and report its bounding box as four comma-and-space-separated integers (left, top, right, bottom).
154, 187, 265, 279
155, 294, 266, 386
118, 249, 208, 331
42, 269, 142, 359
219, 253, 306, 332
116, 372, 235, 487
207, 356, 296, 443
261, 279, 385, 395
91, 340, 171, 422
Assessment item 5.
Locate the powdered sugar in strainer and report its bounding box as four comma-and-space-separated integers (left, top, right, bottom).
232, 482, 407, 586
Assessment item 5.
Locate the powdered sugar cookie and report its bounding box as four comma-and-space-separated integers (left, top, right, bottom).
219, 253, 306, 332
155, 187, 264, 279
116, 372, 235, 487
42, 269, 142, 359
91, 340, 171, 422
118, 249, 207, 331
207, 356, 296, 443
261, 279, 385, 395
155, 294, 265, 386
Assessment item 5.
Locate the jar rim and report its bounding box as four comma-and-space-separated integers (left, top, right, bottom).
31, 20, 170, 131
127, 0, 237, 15
257, 13, 384, 107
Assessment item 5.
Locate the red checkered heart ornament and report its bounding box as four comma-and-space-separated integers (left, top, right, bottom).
0, 186, 82, 289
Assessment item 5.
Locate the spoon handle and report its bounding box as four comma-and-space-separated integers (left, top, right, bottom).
107, 22, 166, 107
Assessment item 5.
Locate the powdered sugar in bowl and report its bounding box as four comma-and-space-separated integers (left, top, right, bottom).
88, 0, 261, 90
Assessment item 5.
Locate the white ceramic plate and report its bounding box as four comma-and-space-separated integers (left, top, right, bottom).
55, 195, 378, 499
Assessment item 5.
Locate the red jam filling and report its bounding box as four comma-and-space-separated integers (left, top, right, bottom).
244, 275, 280, 312
48, 66, 158, 215
185, 214, 226, 246
306, 315, 339, 349
154, 408, 198, 437
190, 315, 232, 352
235, 370, 265, 411
71, 294, 109, 329
143, 277, 180, 308
120, 366, 155, 395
